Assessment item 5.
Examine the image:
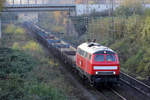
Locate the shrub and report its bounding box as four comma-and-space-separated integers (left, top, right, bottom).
12, 42, 20, 50
26, 83, 67, 100
23, 41, 42, 53
0, 48, 37, 78
0, 48, 37, 100
15, 27, 25, 35
5, 24, 16, 34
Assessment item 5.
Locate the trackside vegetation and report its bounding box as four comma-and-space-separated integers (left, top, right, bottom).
0, 24, 77, 100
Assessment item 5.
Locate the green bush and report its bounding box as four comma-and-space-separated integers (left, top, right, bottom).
0, 48, 37, 100
12, 42, 20, 50
15, 27, 25, 35
0, 48, 37, 78
23, 41, 42, 53
25, 83, 67, 100
5, 24, 16, 34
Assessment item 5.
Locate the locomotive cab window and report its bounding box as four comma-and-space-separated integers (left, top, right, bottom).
94, 55, 105, 62
106, 55, 116, 61
84, 52, 88, 58
77, 48, 81, 54
88, 54, 91, 60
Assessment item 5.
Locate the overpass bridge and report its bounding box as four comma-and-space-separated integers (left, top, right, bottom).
0, 0, 77, 38
2, 4, 76, 12
3, 0, 76, 12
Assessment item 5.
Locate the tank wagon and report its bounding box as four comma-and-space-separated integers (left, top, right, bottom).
24, 22, 120, 86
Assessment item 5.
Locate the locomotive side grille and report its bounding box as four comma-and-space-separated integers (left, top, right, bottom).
94, 66, 118, 70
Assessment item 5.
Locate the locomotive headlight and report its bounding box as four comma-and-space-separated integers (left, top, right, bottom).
96, 72, 98, 75
113, 71, 116, 75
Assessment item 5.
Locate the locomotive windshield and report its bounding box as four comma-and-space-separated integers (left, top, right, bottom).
106, 55, 116, 61
94, 54, 116, 62
94, 55, 105, 62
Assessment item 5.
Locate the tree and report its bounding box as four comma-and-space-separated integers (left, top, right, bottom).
0, 0, 5, 11
141, 17, 150, 42
115, 0, 144, 16
121, 0, 142, 7
53, 11, 61, 25
75, 0, 83, 4
75, 0, 96, 4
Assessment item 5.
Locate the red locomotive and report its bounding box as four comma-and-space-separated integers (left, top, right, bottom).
76, 42, 120, 85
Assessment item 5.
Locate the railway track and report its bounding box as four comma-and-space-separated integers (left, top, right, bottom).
110, 88, 127, 100
120, 72, 150, 97
75, 78, 127, 100
96, 87, 127, 100
23, 22, 150, 100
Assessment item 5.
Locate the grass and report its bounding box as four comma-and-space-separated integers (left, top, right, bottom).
0, 24, 78, 100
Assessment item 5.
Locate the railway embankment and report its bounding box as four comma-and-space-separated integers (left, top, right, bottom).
0, 23, 82, 100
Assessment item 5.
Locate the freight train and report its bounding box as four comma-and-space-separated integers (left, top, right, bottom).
24, 22, 120, 86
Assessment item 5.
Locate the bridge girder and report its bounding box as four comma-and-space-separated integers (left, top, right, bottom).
3, 4, 76, 12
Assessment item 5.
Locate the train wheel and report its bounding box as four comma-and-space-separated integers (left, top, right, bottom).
74, 69, 78, 74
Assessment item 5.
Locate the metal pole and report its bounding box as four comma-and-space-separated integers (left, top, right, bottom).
42, 0, 44, 4
0, 17, 1, 39
20, 0, 22, 4
72, 0, 75, 4
86, 0, 90, 38
27, 0, 29, 4
111, 0, 114, 41
143, 0, 145, 6
12, 0, 14, 5
35, 0, 37, 4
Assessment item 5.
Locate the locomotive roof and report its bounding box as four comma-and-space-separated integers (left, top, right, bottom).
78, 42, 115, 54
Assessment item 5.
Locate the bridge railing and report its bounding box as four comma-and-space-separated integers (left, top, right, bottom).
6, 0, 75, 5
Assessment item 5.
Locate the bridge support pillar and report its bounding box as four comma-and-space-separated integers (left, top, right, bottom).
66, 17, 78, 37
